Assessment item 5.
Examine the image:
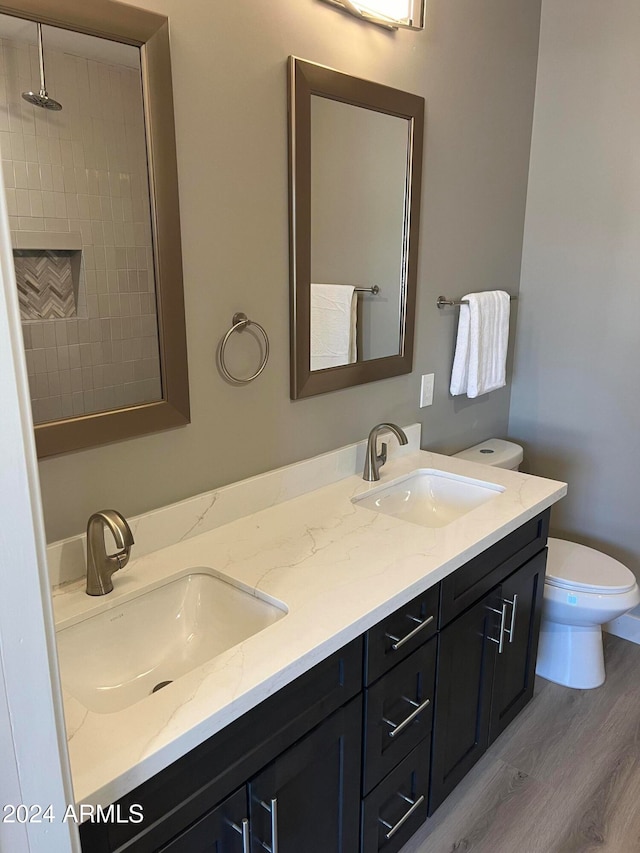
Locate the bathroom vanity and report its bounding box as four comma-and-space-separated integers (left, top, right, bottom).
50, 433, 565, 853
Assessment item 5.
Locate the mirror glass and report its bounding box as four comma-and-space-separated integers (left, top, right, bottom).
310, 96, 409, 366
0, 15, 161, 425
0, 0, 189, 458
288, 57, 424, 399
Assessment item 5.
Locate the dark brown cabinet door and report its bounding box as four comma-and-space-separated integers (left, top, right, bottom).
159, 788, 248, 852
489, 549, 547, 743
429, 592, 500, 813
249, 697, 362, 853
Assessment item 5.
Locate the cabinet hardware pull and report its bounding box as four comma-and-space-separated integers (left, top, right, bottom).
259, 798, 279, 853
378, 793, 425, 839
230, 817, 250, 852
504, 594, 518, 643
384, 696, 431, 738
386, 614, 434, 650
487, 602, 508, 654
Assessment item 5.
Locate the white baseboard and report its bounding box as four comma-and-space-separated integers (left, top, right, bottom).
604, 610, 640, 645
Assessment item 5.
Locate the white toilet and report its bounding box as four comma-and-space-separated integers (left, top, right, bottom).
454, 439, 640, 689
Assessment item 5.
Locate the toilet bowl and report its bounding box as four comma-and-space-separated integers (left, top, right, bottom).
453, 439, 640, 689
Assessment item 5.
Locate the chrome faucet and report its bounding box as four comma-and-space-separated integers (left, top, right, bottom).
86, 510, 135, 596
363, 423, 408, 482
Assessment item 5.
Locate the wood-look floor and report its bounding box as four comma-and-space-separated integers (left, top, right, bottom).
401, 634, 640, 853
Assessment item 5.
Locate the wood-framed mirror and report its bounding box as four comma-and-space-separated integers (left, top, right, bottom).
288, 57, 424, 399
0, 0, 189, 457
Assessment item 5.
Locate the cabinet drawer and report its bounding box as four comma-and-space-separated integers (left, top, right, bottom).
440, 509, 550, 626
363, 638, 436, 795
365, 585, 439, 685
361, 740, 430, 853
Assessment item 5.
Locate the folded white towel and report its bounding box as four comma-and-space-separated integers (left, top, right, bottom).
310, 283, 357, 371
449, 291, 510, 398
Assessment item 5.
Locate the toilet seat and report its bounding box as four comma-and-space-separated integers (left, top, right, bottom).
546, 537, 636, 595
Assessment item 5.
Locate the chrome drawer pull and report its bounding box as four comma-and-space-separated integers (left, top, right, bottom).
258, 799, 278, 853
384, 696, 431, 738
386, 614, 434, 650
504, 594, 518, 643
379, 793, 425, 840
230, 817, 250, 853
487, 602, 508, 654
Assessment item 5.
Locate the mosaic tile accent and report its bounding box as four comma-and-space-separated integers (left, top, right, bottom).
15, 250, 76, 320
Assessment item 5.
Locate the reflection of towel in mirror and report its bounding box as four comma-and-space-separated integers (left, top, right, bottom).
449, 291, 510, 398
310, 284, 357, 371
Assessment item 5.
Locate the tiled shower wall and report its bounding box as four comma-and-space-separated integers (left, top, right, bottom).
0, 34, 161, 423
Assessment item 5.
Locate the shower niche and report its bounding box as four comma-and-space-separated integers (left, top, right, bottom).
14, 233, 82, 322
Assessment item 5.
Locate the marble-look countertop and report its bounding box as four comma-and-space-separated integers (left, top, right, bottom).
52, 447, 566, 808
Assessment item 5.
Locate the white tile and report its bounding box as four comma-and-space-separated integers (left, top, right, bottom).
23, 134, 38, 163
44, 218, 68, 233
88, 194, 101, 220
0, 131, 10, 161
15, 188, 30, 217
72, 140, 85, 169
51, 164, 64, 192
26, 160, 41, 190
54, 192, 67, 218
77, 195, 90, 220
29, 189, 43, 217
4, 187, 16, 216
42, 191, 56, 218
19, 216, 44, 231
39, 163, 53, 191
36, 136, 50, 165
65, 194, 79, 219
60, 139, 74, 169
75, 166, 88, 195
62, 165, 76, 193
48, 137, 61, 166
9, 132, 25, 162
13, 160, 27, 189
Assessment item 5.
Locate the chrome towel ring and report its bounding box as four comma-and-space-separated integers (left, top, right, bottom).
219, 312, 270, 384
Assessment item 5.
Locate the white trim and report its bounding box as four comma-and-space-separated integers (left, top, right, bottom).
605, 610, 640, 645
0, 655, 29, 853
0, 145, 77, 850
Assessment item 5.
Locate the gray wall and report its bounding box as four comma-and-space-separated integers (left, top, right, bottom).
509, 0, 640, 574
37, 0, 542, 542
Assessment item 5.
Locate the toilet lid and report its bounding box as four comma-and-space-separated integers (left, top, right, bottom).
545, 538, 637, 595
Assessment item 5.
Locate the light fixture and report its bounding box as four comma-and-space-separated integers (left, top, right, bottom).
319, 0, 425, 30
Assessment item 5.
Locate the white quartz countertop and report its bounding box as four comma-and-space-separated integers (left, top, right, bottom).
52, 447, 566, 807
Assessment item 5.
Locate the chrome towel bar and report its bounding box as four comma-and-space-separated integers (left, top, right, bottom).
436, 294, 516, 309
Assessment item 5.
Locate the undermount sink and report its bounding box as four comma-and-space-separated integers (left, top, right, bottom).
352, 468, 505, 529
56, 571, 287, 714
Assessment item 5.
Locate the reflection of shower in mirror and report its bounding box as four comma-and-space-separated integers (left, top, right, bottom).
0, 0, 189, 458
21, 23, 62, 111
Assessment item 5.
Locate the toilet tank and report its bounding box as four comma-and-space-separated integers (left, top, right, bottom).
453, 438, 523, 471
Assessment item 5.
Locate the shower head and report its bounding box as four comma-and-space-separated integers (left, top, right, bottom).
21, 23, 62, 111
22, 90, 62, 111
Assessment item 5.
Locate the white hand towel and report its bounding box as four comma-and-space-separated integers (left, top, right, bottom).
310, 284, 357, 371
449, 291, 510, 398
